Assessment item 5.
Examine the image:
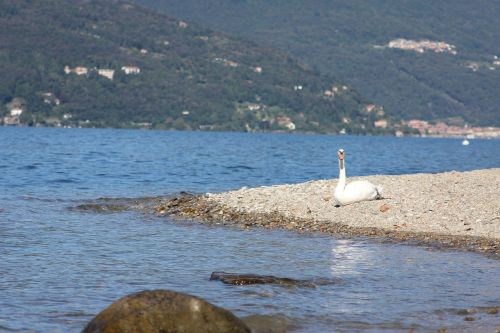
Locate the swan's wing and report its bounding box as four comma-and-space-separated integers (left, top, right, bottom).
345, 180, 377, 190
344, 180, 380, 200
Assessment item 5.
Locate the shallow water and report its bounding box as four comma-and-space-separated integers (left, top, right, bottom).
1, 127, 499, 332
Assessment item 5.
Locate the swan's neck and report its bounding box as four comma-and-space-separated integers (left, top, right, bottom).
338, 159, 346, 190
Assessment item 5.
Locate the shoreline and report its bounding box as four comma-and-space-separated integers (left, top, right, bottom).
154, 169, 500, 255
3, 125, 500, 140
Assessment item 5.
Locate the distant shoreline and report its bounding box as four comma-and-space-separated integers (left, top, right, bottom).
2, 124, 500, 140
155, 169, 500, 255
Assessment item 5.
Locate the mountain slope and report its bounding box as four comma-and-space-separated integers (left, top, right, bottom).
0, 0, 382, 133
135, 0, 500, 126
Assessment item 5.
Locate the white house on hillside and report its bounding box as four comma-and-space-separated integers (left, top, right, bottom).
98, 69, 115, 80
121, 66, 141, 74
64, 66, 89, 75
10, 108, 23, 116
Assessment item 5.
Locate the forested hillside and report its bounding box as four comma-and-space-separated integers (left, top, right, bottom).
136, 0, 500, 126
0, 0, 381, 133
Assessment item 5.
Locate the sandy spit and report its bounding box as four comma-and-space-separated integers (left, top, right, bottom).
155, 169, 500, 254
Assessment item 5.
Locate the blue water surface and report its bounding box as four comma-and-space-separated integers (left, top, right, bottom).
0, 127, 499, 332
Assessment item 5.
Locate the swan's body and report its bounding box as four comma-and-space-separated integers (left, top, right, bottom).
334, 149, 382, 206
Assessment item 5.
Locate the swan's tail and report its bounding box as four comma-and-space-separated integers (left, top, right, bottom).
375, 185, 383, 199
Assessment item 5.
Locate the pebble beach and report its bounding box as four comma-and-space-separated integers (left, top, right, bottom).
156, 168, 500, 254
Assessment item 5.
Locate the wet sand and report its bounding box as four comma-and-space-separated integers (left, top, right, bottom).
155, 168, 500, 254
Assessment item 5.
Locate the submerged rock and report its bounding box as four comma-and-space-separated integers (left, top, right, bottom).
242, 314, 298, 333
210, 271, 316, 288
82, 289, 250, 333
73, 203, 130, 213
72, 196, 165, 214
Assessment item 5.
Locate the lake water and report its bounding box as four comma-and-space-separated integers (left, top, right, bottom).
0, 127, 499, 332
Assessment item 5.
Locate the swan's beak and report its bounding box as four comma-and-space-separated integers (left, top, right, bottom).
338, 149, 345, 160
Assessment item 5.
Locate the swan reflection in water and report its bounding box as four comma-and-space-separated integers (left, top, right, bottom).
330, 239, 375, 278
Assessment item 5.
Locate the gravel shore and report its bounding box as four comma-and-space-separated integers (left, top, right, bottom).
156, 168, 500, 254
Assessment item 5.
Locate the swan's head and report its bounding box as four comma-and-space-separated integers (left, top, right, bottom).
338, 149, 345, 161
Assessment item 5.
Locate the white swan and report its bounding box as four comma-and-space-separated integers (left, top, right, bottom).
334, 149, 382, 206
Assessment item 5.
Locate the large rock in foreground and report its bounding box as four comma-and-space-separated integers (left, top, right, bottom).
82, 290, 250, 333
